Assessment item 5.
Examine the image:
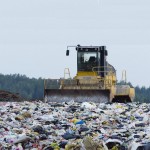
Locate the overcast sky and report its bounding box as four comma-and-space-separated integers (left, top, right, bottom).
0, 0, 150, 87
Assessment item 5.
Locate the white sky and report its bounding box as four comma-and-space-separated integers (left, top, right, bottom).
0, 0, 150, 87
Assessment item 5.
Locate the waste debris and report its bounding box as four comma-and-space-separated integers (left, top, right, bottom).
0, 101, 150, 149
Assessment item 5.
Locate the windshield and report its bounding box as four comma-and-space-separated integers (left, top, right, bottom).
77, 52, 99, 71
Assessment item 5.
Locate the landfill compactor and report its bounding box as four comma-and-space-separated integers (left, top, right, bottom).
44, 45, 135, 103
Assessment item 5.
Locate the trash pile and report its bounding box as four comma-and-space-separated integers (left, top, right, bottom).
0, 101, 150, 150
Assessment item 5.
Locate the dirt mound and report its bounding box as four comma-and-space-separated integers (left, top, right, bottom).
0, 90, 26, 101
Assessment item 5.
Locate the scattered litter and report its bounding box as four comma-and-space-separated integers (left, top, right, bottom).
0, 101, 150, 150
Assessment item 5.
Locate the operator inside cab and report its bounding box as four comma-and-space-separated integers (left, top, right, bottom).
77, 48, 100, 72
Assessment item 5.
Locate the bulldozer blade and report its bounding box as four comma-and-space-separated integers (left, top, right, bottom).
44, 89, 110, 103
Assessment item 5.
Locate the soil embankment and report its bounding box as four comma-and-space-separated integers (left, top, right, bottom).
0, 90, 26, 101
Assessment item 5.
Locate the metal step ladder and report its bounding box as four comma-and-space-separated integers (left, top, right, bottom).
64, 68, 71, 79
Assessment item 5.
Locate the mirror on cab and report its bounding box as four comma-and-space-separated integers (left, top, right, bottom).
66, 50, 69, 56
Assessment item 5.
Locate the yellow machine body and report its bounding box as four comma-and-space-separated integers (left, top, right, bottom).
44, 45, 135, 103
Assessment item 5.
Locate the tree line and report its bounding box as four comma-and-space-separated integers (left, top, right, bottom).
0, 73, 150, 102
0, 74, 44, 100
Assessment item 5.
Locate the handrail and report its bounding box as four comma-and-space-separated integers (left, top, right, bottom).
92, 66, 115, 75
64, 68, 71, 79
121, 70, 127, 83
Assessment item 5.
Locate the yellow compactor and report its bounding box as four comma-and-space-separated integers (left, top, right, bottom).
44, 45, 135, 103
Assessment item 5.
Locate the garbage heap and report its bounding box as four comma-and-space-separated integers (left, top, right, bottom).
0, 101, 150, 150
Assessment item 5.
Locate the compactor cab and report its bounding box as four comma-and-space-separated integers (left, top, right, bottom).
44, 45, 135, 103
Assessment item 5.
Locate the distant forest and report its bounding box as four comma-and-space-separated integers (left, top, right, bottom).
0, 74, 44, 100
0, 73, 150, 102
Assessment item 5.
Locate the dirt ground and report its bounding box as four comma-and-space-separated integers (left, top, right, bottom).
0, 90, 26, 101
